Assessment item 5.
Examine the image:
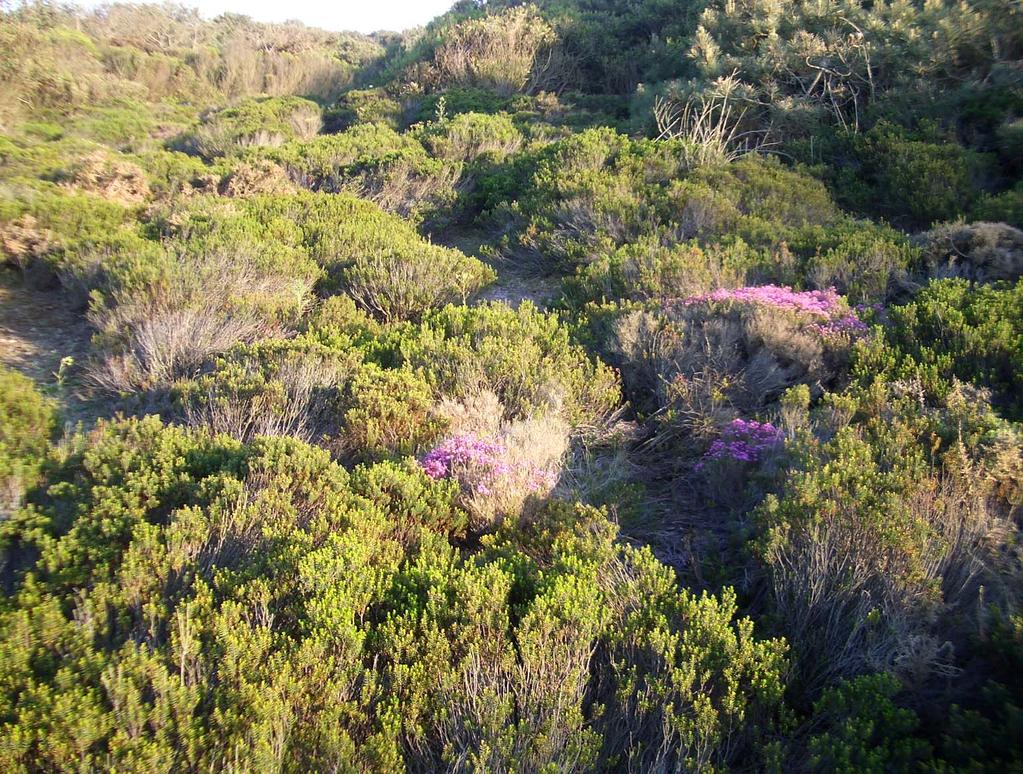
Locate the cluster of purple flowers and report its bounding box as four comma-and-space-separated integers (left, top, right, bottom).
682, 284, 873, 340
420, 433, 556, 497
697, 418, 784, 470
812, 313, 870, 338
421, 434, 511, 495
682, 285, 844, 317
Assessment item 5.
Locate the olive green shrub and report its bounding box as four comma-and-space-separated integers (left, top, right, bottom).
181, 96, 323, 159
244, 193, 495, 320
0, 367, 55, 516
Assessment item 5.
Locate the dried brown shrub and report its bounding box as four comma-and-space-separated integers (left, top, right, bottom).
918, 221, 1023, 283
0, 214, 54, 271
219, 160, 295, 197
88, 250, 314, 392
64, 151, 150, 205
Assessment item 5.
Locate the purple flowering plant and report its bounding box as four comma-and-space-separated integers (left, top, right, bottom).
420, 432, 556, 498
681, 285, 872, 339
696, 418, 784, 470
420, 434, 510, 496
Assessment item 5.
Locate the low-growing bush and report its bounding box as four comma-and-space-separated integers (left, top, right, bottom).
804, 673, 930, 771
329, 88, 405, 130
0, 416, 786, 771
885, 278, 1023, 420
174, 340, 443, 463
754, 350, 1022, 697
67, 100, 159, 151
179, 96, 323, 159
489, 134, 862, 281
421, 5, 558, 96
795, 219, 918, 303
244, 193, 494, 320
562, 237, 758, 309
176, 340, 357, 444
86, 215, 320, 392
338, 364, 446, 462
613, 286, 866, 425
384, 301, 622, 426
419, 111, 524, 163
0, 367, 55, 515
811, 123, 995, 227
257, 124, 462, 219
972, 182, 1023, 228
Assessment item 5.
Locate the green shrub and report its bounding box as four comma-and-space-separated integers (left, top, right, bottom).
19, 121, 63, 142
173, 337, 443, 462
973, 182, 1023, 229
413, 86, 521, 121
489, 132, 851, 274
418, 111, 523, 162
174, 339, 359, 445
807, 674, 930, 772
330, 88, 405, 130
180, 96, 323, 159
494, 126, 686, 267
339, 364, 446, 462
0, 180, 145, 294
862, 125, 990, 226
86, 198, 322, 392
755, 365, 1018, 694
0, 367, 55, 515
885, 278, 1023, 420
0, 417, 785, 771
812, 123, 993, 227
794, 219, 919, 303
133, 149, 214, 198
70, 101, 157, 150
260, 124, 462, 220
382, 301, 621, 426
421, 5, 557, 96
245, 193, 494, 320
561, 237, 759, 310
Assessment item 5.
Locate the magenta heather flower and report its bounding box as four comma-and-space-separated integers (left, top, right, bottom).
812, 313, 870, 338
680, 284, 871, 340
420, 433, 535, 499
421, 431, 563, 503
697, 418, 784, 469
420, 434, 507, 484
681, 285, 843, 317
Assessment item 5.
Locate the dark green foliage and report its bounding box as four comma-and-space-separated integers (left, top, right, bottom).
330, 88, 406, 130
806, 674, 930, 773
829, 123, 992, 227
974, 182, 1023, 229
414, 86, 523, 121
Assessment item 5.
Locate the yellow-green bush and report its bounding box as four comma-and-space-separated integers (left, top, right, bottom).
178, 96, 323, 159
0, 417, 785, 771
0, 367, 55, 516
380, 301, 622, 426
